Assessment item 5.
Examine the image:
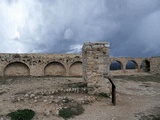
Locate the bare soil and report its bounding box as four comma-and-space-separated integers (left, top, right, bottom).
0, 75, 160, 120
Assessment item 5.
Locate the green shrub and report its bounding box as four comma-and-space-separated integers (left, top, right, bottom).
152, 116, 160, 120
59, 104, 84, 119
59, 108, 73, 119
7, 109, 35, 120
98, 92, 110, 98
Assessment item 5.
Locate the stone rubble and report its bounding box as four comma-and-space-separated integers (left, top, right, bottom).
10, 87, 89, 104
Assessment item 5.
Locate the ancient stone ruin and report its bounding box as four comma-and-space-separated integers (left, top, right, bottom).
0, 42, 160, 95
82, 42, 111, 94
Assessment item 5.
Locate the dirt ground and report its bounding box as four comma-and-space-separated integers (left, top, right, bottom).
0, 75, 160, 120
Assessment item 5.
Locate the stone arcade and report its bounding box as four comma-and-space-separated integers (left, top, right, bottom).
0, 42, 160, 94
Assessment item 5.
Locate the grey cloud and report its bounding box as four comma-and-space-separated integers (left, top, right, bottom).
0, 0, 160, 57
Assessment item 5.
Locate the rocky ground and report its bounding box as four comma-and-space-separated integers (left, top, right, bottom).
0, 75, 160, 120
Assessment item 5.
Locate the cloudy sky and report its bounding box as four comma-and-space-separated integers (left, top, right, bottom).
0, 0, 160, 57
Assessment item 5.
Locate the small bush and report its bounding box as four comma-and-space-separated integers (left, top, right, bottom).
152, 116, 160, 120
59, 108, 73, 119
7, 109, 35, 120
98, 92, 110, 98
59, 103, 84, 119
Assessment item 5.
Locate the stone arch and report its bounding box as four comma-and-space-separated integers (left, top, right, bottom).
110, 60, 123, 70
126, 60, 138, 69
69, 61, 82, 77
141, 60, 150, 72
4, 62, 30, 76
44, 62, 66, 76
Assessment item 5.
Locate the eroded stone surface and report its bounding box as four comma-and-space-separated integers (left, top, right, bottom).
82, 42, 111, 94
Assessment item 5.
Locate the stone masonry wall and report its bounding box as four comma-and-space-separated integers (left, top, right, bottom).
0, 44, 159, 78
0, 54, 82, 77
150, 56, 160, 75
0, 42, 159, 97
82, 42, 111, 94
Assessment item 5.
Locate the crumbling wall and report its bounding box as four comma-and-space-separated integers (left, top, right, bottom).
0, 44, 159, 77
82, 42, 111, 94
0, 54, 82, 77
150, 56, 160, 75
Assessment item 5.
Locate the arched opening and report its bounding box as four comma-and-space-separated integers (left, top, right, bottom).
44, 62, 66, 76
110, 61, 123, 70
126, 60, 138, 70
141, 60, 150, 72
69, 61, 82, 77
4, 62, 30, 76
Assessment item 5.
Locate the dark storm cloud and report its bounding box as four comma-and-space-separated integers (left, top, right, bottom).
0, 0, 160, 57
106, 0, 160, 57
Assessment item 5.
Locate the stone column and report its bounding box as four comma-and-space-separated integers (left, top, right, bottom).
82, 42, 111, 94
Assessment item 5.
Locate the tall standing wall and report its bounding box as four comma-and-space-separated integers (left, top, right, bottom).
82, 42, 111, 94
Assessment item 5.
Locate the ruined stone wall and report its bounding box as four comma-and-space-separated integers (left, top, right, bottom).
0, 43, 159, 98
0, 53, 82, 77
82, 42, 111, 94
109, 57, 154, 75
150, 56, 160, 75
0, 46, 159, 77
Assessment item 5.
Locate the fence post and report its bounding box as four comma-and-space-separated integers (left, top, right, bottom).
106, 76, 116, 106
112, 83, 116, 106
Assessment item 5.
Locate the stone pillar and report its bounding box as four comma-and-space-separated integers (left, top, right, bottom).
82, 42, 111, 94
150, 57, 160, 74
